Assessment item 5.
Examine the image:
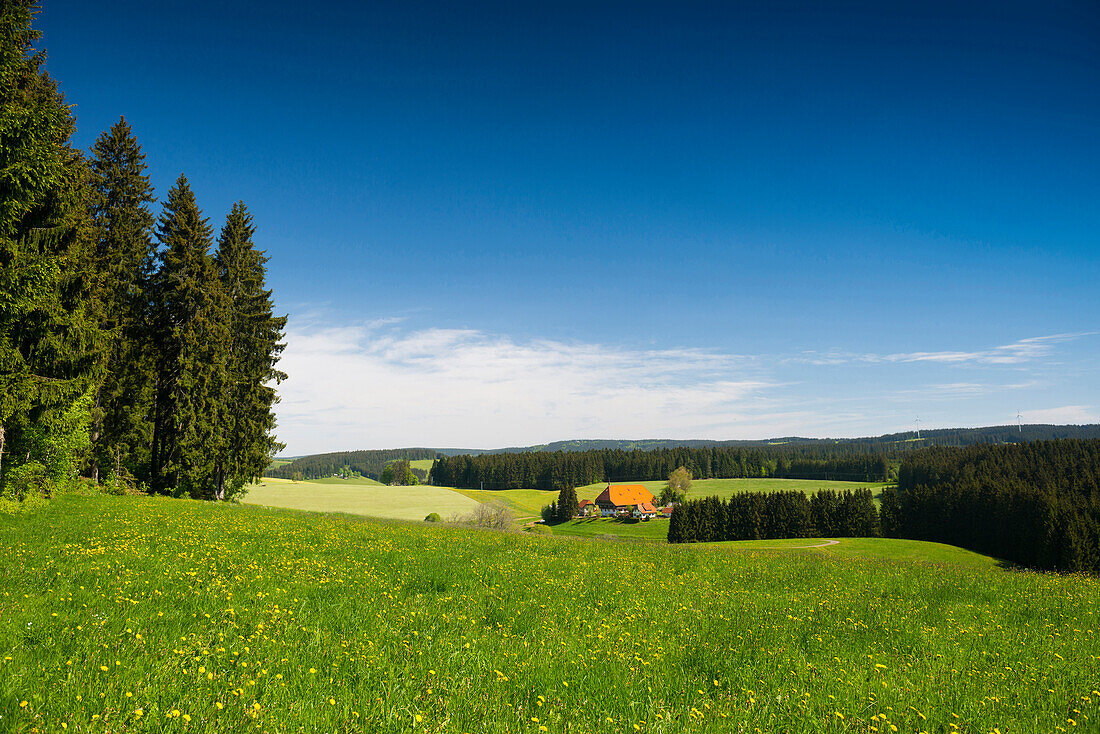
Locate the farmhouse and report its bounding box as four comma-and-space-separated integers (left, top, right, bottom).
595, 483, 656, 516
633, 502, 660, 519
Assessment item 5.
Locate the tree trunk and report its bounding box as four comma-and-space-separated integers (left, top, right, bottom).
90, 425, 100, 483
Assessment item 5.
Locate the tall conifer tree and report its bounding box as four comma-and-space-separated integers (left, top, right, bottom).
87, 118, 156, 484
212, 202, 286, 500
149, 176, 228, 497
0, 0, 103, 492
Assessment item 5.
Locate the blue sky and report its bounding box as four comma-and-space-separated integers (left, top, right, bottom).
41, 1, 1099, 453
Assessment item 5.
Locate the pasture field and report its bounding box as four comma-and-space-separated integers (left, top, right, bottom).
550, 516, 671, 541
409, 459, 436, 472
242, 477, 478, 521
450, 487, 566, 517
549, 524, 1005, 568
307, 476, 384, 486
2, 494, 1098, 734
716, 537, 1001, 569
246, 479, 888, 527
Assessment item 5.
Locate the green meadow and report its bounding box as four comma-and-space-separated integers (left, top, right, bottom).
242, 478, 895, 542
549, 516, 672, 541
242, 477, 479, 521
2, 494, 1097, 734
451, 487, 563, 517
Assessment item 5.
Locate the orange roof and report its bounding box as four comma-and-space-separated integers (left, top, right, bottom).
596, 484, 655, 507
577, 499, 594, 507
637, 502, 658, 513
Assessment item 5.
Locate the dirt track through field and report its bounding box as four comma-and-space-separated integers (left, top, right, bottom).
757, 539, 841, 549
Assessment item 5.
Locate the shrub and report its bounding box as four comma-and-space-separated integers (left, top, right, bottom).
541, 503, 557, 523
424, 512, 441, 522
3, 462, 55, 502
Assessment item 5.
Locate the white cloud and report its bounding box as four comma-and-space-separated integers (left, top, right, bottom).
798, 332, 1095, 366
271, 320, 1098, 454
275, 319, 773, 454
1019, 405, 1098, 424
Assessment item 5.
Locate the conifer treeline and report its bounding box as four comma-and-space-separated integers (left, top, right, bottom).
0, 4, 285, 501
881, 440, 1100, 574
428, 446, 890, 489
266, 448, 440, 482
668, 489, 879, 543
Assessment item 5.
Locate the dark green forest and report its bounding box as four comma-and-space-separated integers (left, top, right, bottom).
265, 448, 440, 482
0, 1, 284, 502
428, 446, 891, 489
668, 440, 1100, 574
668, 489, 879, 543
273, 424, 1100, 486
881, 439, 1100, 574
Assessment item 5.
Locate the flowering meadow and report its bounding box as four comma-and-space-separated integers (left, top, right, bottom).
1, 494, 1097, 733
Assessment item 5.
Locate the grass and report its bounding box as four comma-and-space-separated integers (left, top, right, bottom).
713, 537, 1002, 570
450, 487, 562, 517
547, 525, 1003, 569
244, 479, 893, 538
1, 494, 1097, 734
409, 459, 435, 472
549, 516, 672, 541
306, 476, 384, 486
242, 477, 478, 521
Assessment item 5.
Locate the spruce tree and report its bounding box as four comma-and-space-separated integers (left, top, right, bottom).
212, 202, 286, 499
0, 0, 103, 493
149, 176, 228, 497
87, 118, 156, 485
555, 485, 578, 522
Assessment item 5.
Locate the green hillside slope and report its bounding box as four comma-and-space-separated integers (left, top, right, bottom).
1, 495, 1096, 733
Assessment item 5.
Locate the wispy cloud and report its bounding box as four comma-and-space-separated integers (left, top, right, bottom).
273, 320, 1097, 454
276, 319, 773, 453
1020, 405, 1098, 424
798, 332, 1095, 367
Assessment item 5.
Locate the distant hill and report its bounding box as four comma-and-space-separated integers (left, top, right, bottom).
269, 424, 1100, 481
265, 448, 442, 481
444, 424, 1100, 454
